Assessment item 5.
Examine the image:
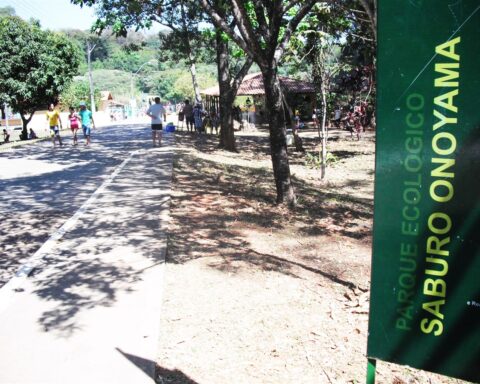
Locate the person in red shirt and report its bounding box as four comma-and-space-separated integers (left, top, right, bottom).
68, 107, 80, 145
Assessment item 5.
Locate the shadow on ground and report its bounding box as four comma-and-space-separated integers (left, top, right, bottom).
166, 132, 373, 290
1, 127, 174, 335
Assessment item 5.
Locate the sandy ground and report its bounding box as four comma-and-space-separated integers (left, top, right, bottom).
155, 127, 469, 384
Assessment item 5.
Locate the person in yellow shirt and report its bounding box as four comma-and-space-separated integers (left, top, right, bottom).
46, 103, 63, 147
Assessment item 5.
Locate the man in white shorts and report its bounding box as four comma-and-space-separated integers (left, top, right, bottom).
146, 97, 167, 146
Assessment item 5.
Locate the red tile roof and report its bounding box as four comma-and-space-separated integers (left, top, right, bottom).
201, 72, 315, 96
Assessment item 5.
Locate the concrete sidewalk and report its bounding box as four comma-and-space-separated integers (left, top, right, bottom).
0, 134, 175, 383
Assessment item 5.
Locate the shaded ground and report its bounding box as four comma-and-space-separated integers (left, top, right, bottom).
0, 124, 150, 289
156, 128, 468, 384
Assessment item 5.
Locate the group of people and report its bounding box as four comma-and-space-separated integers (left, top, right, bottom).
177, 99, 219, 134
146, 97, 222, 147
45, 102, 95, 147
2, 127, 36, 144
311, 102, 369, 140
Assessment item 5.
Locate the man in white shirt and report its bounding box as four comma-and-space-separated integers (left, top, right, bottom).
146, 97, 167, 146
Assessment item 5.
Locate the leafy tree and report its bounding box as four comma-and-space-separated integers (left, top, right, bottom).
71, 0, 253, 153
72, 0, 208, 104
199, 0, 320, 205
207, 13, 252, 151
284, 3, 349, 178
62, 29, 111, 63
73, 0, 319, 205
0, 16, 81, 139
60, 80, 100, 111
105, 50, 142, 72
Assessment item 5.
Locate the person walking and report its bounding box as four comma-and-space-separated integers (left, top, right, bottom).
146, 96, 166, 146
46, 103, 63, 147
78, 102, 95, 146
68, 107, 80, 145
181, 99, 194, 132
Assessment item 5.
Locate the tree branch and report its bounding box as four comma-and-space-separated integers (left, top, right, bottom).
198, 0, 253, 57
276, 0, 320, 62
358, 0, 377, 41
252, 0, 270, 41
230, 0, 264, 56
283, 0, 305, 15
231, 56, 253, 95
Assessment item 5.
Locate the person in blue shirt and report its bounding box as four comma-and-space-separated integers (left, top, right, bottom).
78, 102, 95, 146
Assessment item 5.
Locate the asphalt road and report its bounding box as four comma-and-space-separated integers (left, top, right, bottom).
0, 121, 174, 383
0, 121, 160, 288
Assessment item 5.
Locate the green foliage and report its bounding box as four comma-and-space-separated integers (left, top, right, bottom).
0, 16, 81, 130
62, 29, 110, 62
172, 70, 216, 101
60, 80, 100, 110
105, 50, 142, 72
90, 69, 132, 101
137, 65, 217, 102
305, 151, 338, 169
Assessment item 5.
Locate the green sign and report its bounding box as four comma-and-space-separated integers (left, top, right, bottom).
368, 1, 480, 382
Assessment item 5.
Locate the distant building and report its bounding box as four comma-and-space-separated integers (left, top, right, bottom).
201, 72, 316, 124
99, 91, 114, 111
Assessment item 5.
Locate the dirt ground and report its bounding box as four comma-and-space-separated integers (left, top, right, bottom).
155, 127, 469, 384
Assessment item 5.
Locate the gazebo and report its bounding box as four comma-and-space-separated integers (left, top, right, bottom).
201, 72, 316, 123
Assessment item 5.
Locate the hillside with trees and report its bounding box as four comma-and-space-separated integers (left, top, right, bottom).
62, 28, 219, 106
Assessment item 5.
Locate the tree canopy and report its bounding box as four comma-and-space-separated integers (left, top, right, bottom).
0, 16, 81, 137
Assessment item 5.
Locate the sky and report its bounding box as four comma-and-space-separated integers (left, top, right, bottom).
0, 0, 98, 31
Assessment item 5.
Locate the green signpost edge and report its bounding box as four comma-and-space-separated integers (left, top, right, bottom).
368, 1, 480, 383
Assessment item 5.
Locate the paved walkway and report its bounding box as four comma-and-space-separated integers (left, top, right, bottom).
0, 134, 174, 383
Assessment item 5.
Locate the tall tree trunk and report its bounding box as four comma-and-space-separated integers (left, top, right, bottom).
261, 67, 296, 206
320, 82, 328, 179
188, 55, 202, 105
179, 1, 202, 104
216, 30, 236, 151
87, 41, 96, 113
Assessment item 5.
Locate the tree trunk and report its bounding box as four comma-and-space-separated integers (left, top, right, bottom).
188, 58, 202, 105
261, 67, 296, 206
320, 83, 328, 179
179, 0, 202, 105
216, 30, 236, 151
87, 41, 96, 113
19, 111, 34, 140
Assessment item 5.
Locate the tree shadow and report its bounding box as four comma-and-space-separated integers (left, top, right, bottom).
114, 348, 200, 384
167, 132, 373, 289
1, 125, 175, 334
155, 365, 199, 384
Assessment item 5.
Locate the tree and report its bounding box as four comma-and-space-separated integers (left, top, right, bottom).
71, 0, 252, 152
285, 3, 348, 179
0, 17, 81, 139
214, 26, 252, 151
72, 0, 208, 104
60, 80, 100, 111
199, 0, 320, 205
204, 0, 253, 151
72, 0, 319, 205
